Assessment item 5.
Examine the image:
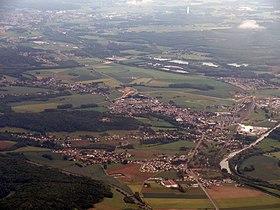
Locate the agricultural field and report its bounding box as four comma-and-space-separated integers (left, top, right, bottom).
144, 198, 214, 209
142, 181, 207, 199
129, 140, 195, 160
134, 86, 234, 110
154, 170, 181, 180
107, 163, 154, 184
26, 67, 104, 82
207, 184, 280, 209
94, 63, 235, 99
11, 93, 114, 113
142, 141, 195, 152
0, 86, 51, 95
136, 116, 176, 130
12, 102, 60, 113
0, 140, 16, 151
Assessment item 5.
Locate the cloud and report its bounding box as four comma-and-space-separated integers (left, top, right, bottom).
126, 0, 153, 6
238, 20, 265, 30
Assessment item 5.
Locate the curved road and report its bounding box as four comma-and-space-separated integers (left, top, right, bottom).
220, 123, 280, 174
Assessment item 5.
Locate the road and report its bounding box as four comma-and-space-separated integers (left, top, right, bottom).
190, 170, 219, 210
220, 123, 280, 174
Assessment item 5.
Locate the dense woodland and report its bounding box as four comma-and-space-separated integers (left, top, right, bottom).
0, 154, 112, 210
169, 83, 215, 91
0, 110, 141, 133
269, 127, 280, 140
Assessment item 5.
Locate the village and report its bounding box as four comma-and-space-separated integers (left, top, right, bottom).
2, 84, 278, 191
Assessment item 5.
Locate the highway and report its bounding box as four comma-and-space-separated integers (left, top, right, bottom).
220, 123, 280, 174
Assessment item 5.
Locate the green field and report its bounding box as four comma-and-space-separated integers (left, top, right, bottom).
12, 102, 60, 113
136, 116, 175, 130
140, 140, 195, 151
0, 86, 51, 95
257, 138, 280, 152
216, 196, 280, 209
142, 181, 207, 199
240, 155, 280, 184
154, 170, 181, 180
11, 93, 114, 113
94, 189, 139, 210
254, 89, 280, 97
26, 67, 104, 82
135, 87, 234, 110
243, 108, 279, 127
144, 198, 214, 209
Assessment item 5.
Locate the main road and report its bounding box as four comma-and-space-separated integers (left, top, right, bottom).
190, 170, 220, 210
220, 123, 280, 174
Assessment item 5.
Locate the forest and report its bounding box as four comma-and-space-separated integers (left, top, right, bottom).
0, 110, 141, 133
0, 154, 112, 210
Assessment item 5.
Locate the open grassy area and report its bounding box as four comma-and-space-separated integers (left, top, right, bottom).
240, 155, 280, 184
254, 89, 280, 97
12, 102, 60, 113
0, 86, 51, 95
128, 184, 143, 194
215, 196, 280, 209
154, 170, 180, 180
257, 138, 280, 152
269, 151, 280, 159
142, 181, 207, 199
136, 117, 175, 130
129, 140, 194, 160
243, 108, 278, 127
26, 67, 104, 82
135, 87, 234, 110
11, 93, 113, 113
144, 198, 214, 209
93, 189, 139, 210
107, 163, 154, 184
140, 140, 195, 151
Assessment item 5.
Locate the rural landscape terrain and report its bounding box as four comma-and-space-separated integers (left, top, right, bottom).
0, 0, 280, 209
